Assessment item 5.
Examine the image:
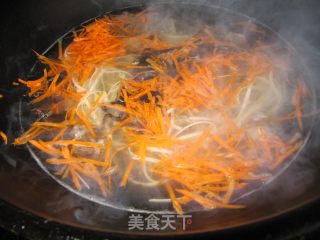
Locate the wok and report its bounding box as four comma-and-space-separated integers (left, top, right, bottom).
0, 0, 320, 239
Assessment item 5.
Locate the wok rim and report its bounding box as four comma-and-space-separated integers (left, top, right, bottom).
20, 1, 317, 215
2, 1, 319, 237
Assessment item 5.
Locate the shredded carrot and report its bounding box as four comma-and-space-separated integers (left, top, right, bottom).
176, 189, 244, 209
48, 140, 103, 148
166, 183, 184, 214
29, 140, 62, 156
0, 131, 8, 144
76, 110, 97, 139
120, 160, 135, 186
70, 167, 81, 190
13, 8, 313, 214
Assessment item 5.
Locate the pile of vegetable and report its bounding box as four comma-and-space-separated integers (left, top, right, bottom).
14, 10, 309, 213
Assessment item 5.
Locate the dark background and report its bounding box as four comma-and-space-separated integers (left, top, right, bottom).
1, 0, 320, 239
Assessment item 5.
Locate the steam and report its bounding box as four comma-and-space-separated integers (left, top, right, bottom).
1, 0, 320, 230
141, 0, 317, 198
181, 0, 320, 209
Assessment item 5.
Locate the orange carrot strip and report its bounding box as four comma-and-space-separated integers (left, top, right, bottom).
166, 183, 184, 214
29, 140, 61, 156
271, 142, 302, 169
176, 189, 244, 209
0, 131, 8, 144
76, 110, 97, 139
211, 134, 245, 160
32, 122, 67, 128
99, 103, 132, 114
120, 160, 135, 186
48, 140, 103, 148
58, 40, 63, 59
70, 168, 81, 190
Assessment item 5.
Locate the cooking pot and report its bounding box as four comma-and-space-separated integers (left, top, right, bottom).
0, 0, 320, 239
